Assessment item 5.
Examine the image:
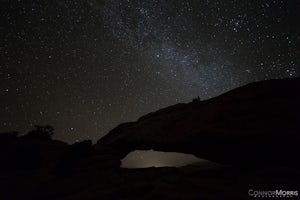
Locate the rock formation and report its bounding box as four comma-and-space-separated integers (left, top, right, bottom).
96, 78, 300, 166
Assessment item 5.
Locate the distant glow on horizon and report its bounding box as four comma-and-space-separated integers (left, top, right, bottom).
121, 150, 205, 168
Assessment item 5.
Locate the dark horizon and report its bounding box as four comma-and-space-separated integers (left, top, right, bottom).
3, 76, 299, 144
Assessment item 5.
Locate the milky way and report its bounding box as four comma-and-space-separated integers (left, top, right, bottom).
99, 0, 299, 98
1, 0, 299, 143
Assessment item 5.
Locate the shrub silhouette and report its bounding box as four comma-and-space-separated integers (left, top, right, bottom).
54, 140, 93, 176
192, 96, 201, 102
21, 125, 54, 140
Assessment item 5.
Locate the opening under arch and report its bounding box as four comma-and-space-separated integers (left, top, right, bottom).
121, 150, 215, 168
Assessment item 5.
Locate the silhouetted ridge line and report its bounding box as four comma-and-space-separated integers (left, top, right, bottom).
96, 77, 300, 166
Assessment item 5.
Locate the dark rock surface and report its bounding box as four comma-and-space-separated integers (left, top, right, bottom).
1, 164, 299, 200
96, 78, 300, 166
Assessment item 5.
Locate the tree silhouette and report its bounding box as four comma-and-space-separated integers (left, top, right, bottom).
22, 125, 54, 140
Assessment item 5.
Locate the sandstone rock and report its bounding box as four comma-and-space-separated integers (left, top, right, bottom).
96, 78, 300, 166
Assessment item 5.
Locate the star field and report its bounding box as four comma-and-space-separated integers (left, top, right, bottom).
1, 0, 299, 143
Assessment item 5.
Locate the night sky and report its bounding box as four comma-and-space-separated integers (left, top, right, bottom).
2, 0, 300, 143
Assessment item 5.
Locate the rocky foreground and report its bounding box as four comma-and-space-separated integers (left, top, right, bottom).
0, 77, 299, 199
1, 163, 299, 199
